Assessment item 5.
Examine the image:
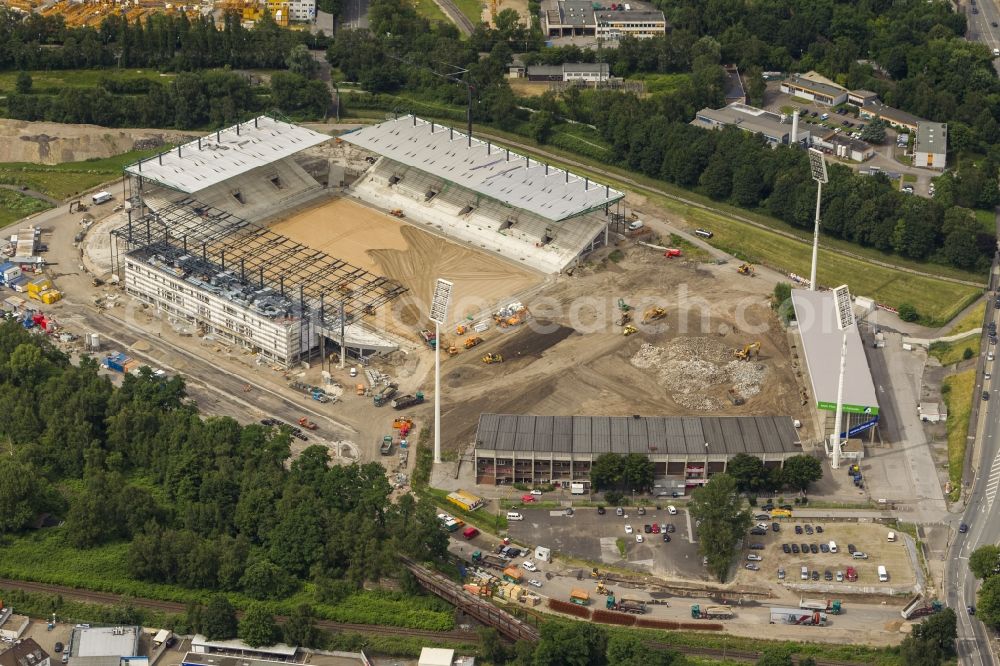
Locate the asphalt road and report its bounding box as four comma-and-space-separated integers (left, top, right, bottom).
339, 0, 370, 29
964, 0, 1000, 72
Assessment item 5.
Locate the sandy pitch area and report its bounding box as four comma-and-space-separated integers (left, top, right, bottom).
269, 197, 543, 328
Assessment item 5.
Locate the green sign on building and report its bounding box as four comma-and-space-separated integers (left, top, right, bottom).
816, 401, 879, 416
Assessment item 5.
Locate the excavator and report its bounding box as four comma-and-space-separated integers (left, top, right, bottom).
737, 263, 755, 276
643, 306, 666, 323
482, 353, 504, 364
623, 325, 638, 336
734, 341, 761, 360
618, 298, 631, 313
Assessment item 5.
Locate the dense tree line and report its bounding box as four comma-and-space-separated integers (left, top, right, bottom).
4, 69, 328, 129
0, 321, 447, 600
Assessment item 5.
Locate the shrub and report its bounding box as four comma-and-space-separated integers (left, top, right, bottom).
898, 303, 919, 322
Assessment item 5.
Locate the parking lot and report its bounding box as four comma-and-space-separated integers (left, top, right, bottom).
505, 506, 710, 580
731, 520, 916, 588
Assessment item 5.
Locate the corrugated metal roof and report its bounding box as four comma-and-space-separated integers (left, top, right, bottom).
475, 414, 800, 456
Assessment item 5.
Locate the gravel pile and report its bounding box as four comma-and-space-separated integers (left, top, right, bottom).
631, 339, 768, 410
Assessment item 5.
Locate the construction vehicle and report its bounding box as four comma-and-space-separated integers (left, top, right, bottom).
727, 389, 745, 406
607, 595, 647, 614
373, 384, 398, 407
616, 311, 632, 326
389, 209, 404, 218
642, 306, 666, 323
464, 336, 484, 349
447, 344, 459, 356
590, 567, 601, 578
380, 436, 393, 455
311, 388, 330, 403
471, 551, 508, 570
69, 200, 88, 213
769, 607, 827, 626
482, 353, 504, 364
391, 392, 424, 410
419, 329, 437, 349
663, 248, 682, 258
691, 604, 733, 620
618, 298, 631, 312
595, 581, 610, 595
456, 324, 468, 335
734, 341, 761, 360
900, 595, 944, 620
800, 598, 842, 614
297, 417, 317, 430
737, 263, 756, 276
355, 384, 365, 396
623, 325, 637, 336
393, 416, 414, 430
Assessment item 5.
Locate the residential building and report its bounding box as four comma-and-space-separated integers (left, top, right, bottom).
914, 121, 947, 170
692, 103, 809, 147
0, 608, 28, 641
859, 102, 923, 134
780, 74, 848, 106
0, 639, 50, 666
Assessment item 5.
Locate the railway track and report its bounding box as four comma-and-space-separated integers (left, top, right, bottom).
0, 578, 477, 643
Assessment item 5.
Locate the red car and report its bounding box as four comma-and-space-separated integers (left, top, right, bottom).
651, 523, 661, 534
463, 527, 479, 539
521, 494, 536, 503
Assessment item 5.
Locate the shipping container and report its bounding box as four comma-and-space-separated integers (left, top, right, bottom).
447, 489, 485, 511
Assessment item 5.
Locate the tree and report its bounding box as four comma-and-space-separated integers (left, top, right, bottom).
0, 459, 58, 534
780, 455, 823, 493
590, 453, 625, 490
529, 110, 555, 144
756, 647, 793, 666
688, 473, 751, 582
859, 119, 886, 144
479, 627, 509, 665
239, 602, 278, 648
201, 595, 238, 640
240, 558, 297, 599
283, 604, 320, 648
978, 575, 1000, 629
912, 608, 957, 658
605, 634, 676, 665
970, 545, 1000, 580
15, 71, 32, 94
726, 454, 767, 493
620, 453, 655, 493
897, 303, 919, 322
772, 282, 794, 322
532, 622, 607, 666
286, 44, 318, 79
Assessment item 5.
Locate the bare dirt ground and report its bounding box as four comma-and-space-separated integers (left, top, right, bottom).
508, 80, 552, 97
481, 0, 530, 24
0, 118, 190, 164
439, 245, 812, 449
270, 197, 544, 338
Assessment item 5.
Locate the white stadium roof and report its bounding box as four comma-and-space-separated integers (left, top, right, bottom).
340, 115, 624, 221
124, 116, 330, 193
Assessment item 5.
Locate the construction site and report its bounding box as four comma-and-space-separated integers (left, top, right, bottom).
21, 0, 310, 28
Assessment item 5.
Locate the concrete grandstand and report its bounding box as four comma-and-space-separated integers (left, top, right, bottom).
341, 115, 625, 274
113, 116, 407, 368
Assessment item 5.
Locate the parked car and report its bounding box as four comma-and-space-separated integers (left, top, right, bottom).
636, 534, 644, 543
666, 523, 676, 532
824, 570, 833, 581
644, 524, 652, 533
810, 543, 819, 554
522, 561, 537, 571
528, 579, 542, 588
820, 543, 830, 553
637, 506, 646, 515
747, 553, 763, 561
651, 523, 661, 533
54, 644, 64, 654
791, 544, 800, 554
663, 534, 671, 542
848, 543, 857, 553
530, 489, 543, 495
795, 525, 803, 535
772, 522, 780, 532
800, 542, 810, 552
816, 525, 824, 533
778, 568, 786, 579
750, 527, 767, 536
597, 506, 606, 515
804, 524, 814, 535
782, 543, 791, 554
745, 563, 760, 571
812, 570, 820, 581
667, 505, 678, 515
750, 543, 765, 550
836, 571, 844, 582
624, 524, 633, 534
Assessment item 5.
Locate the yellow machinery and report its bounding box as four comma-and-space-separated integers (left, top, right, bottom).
456, 324, 468, 335
464, 336, 484, 349
595, 582, 610, 595
482, 353, 504, 364
734, 341, 761, 360
447, 344, 459, 356
737, 263, 755, 276
623, 325, 637, 336
642, 306, 666, 323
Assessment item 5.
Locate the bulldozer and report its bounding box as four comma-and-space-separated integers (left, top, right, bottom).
643, 306, 666, 323
734, 341, 761, 360
464, 336, 484, 349
737, 263, 755, 276
482, 352, 504, 364
623, 325, 637, 336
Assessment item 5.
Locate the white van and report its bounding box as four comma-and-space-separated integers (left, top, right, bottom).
506, 512, 523, 521
92, 191, 112, 205
828, 541, 837, 553
801, 566, 809, 580
887, 531, 896, 542
878, 565, 888, 582
694, 228, 714, 238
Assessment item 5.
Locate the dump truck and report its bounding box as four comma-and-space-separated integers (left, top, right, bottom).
471, 551, 508, 570
769, 608, 827, 625
391, 392, 425, 410
607, 595, 646, 614
311, 388, 330, 403
800, 598, 842, 614
419, 329, 437, 349
297, 417, 317, 430
373, 384, 398, 407
569, 589, 590, 606
379, 436, 393, 455
691, 604, 733, 620
900, 595, 944, 620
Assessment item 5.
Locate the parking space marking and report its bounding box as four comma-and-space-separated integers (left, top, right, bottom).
984, 450, 1000, 507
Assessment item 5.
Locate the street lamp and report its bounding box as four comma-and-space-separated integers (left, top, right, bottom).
430, 278, 453, 464
808, 148, 828, 292
831, 284, 855, 470
704, 442, 709, 483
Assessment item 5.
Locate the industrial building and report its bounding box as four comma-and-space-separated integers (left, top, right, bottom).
543, 1, 667, 39
779, 75, 848, 106
69, 627, 140, 660
790, 290, 880, 449
816, 133, 876, 163
914, 122, 947, 170
859, 102, 923, 134
692, 103, 809, 147
188, 638, 296, 659
341, 115, 625, 274
473, 414, 802, 491
509, 62, 611, 82
114, 116, 407, 368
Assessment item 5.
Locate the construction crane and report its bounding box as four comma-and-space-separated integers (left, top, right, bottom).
642, 306, 666, 323
737, 263, 755, 276
734, 341, 761, 361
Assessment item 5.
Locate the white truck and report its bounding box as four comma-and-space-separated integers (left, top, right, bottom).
770, 607, 827, 625
92, 191, 113, 205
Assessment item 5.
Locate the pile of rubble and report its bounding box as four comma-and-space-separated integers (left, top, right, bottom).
630, 339, 768, 411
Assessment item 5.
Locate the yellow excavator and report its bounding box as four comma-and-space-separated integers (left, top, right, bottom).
482, 353, 504, 364
737, 263, 755, 276
734, 341, 761, 360
643, 306, 666, 323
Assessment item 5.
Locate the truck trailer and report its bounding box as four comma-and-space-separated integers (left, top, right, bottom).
690, 604, 733, 620
900, 595, 944, 620
607, 595, 646, 614
471, 551, 508, 570
391, 392, 425, 410
799, 598, 842, 614
770, 607, 827, 625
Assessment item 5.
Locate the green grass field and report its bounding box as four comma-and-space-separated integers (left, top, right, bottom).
628, 72, 690, 95
944, 369, 976, 501
0, 147, 167, 200
947, 300, 986, 335
0, 69, 172, 95
928, 337, 978, 366
976, 208, 995, 234
410, 0, 449, 21
0, 189, 53, 225
451, 0, 483, 25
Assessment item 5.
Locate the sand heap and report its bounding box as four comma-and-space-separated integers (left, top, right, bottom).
630, 339, 768, 411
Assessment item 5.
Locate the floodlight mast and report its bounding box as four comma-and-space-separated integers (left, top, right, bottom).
831, 284, 855, 470
430, 279, 453, 464
808, 148, 828, 292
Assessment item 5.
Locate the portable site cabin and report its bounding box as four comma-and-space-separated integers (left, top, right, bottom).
569, 588, 590, 606
447, 489, 485, 511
